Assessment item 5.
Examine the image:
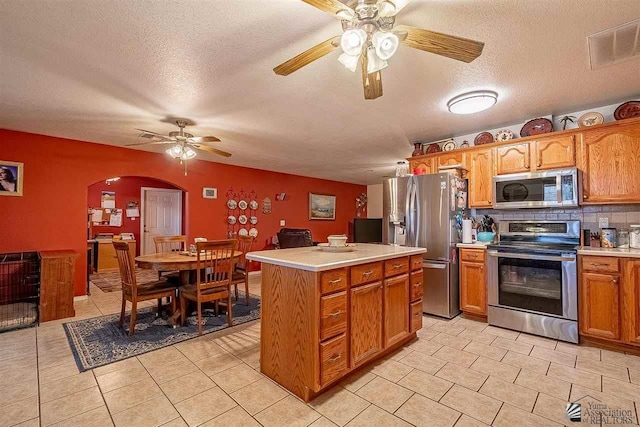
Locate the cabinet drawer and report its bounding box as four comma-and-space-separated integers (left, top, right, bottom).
410, 271, 423, 302
582, 256, 620, 273
460, 249, 485, 263
384, 257, 409, 277
320, 333, 348, 386
321, 268, 348, 294
351, 262, 383, 287
410, 255, 423, 271
320, 291, 347, 341
410, 300, 423, 333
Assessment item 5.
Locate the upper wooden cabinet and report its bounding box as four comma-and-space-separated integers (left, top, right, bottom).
533, 135, 576, 170
496, 143, 531, 175
466, 148, 494, 208
438, 152, 464, 169
409, 158, 434, 175
579, 124, 640, 204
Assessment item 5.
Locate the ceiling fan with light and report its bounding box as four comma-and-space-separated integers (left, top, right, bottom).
273, 0, 485, 100
127, 119, 230, 175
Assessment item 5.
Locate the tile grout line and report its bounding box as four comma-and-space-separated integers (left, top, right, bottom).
36, 328, 42, 427
92, 369, 116, 427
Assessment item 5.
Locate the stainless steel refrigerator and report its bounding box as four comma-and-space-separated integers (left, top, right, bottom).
383, 173, 467, 318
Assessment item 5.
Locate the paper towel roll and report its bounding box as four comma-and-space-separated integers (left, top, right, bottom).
462, 220, 473, 244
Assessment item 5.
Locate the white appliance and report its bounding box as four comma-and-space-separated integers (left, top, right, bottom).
493, 167, 579, 209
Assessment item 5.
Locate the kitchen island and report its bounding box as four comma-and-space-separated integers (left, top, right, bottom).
246, 244, 426, 401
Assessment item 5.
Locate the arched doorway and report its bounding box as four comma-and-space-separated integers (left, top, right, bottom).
86, 175, 185, 294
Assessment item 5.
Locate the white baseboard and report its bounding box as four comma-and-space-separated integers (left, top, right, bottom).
73, 295, 88, 302
248, 271, 261, 276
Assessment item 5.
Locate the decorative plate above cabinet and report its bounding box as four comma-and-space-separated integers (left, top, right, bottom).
474, 132, 494, 145
520, 118, 553, 137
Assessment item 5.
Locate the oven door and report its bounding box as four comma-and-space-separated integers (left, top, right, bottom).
487, 250, 577, 320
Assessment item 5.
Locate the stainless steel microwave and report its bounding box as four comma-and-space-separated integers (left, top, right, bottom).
493, 168, 579, 209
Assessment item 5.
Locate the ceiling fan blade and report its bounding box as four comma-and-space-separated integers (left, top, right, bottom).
301, 0, 354, 18
190, 136, 221, 143
135, 128, 171, 138
361, 50, 383, 100
191, 144, 232, 158
125, 140, 174, 147
274, 36, 341, 76
394, 25, 484, 63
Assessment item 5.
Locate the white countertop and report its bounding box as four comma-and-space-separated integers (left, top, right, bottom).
577, 247, 640, 258
246, 244, 427, 272
457, 242, 492, 249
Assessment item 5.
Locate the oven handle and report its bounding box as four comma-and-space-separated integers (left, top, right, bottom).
487, 250, 576, 262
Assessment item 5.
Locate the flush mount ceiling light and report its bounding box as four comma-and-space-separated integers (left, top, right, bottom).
447, 90, 498, 114
273, 0, 485, 100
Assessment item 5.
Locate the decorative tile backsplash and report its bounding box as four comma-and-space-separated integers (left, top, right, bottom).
475, 204, 640, 233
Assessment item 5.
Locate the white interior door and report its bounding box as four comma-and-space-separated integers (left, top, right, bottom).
141, 188, 182, 255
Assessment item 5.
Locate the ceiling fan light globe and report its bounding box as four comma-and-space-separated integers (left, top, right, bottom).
378, 1, 396, 17
366, 46, 388, 74
338, 52, 360, 72
447, 90, 498, 114
341, 29, 367, 55
372, 31, 399, 60
184, 147, 197, 159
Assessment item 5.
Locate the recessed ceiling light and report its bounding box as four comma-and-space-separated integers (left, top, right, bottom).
447, 90, 498, 115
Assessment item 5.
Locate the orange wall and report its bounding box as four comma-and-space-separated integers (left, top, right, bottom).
0, 129, 366, 295
88, 177, 181, 255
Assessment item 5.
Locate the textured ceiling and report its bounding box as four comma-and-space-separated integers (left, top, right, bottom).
1, 0, 639, 185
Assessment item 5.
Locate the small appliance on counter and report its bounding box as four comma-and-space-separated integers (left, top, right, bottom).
487, 220, 580, 343
631, 225, 640, 249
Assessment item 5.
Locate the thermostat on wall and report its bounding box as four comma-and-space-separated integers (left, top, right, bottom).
202, 187, 217, 199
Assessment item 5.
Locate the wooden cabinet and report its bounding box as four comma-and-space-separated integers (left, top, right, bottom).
350, 281, 384, 367
459, 249, 487, 317
320, 333, 348, 386
97, 240, 136, 271
579, 124, 640, 204
383, 274, 409, 347
580, 272, 622, 340
496, 143, 531, 175
466, 148, 494, 208
533, 135, 575, 170
409, 157, 434, 175
623, 259, 640, 346
39, 250, 78, 322
438, 152, 464, 169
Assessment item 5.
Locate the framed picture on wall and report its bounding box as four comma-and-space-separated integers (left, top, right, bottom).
0, 160, 23, 196
309, 193, 336, 220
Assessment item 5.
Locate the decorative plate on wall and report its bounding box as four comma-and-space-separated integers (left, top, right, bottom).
227, 200, 237, 210
238, 228, 248, 236
474, 132, 494, 145
520, 118, 553, 137
495, 129, 514, 142
249, 228, 258, 237
613, 101, 640, 120
238, 200, 248, 210
577, 112, 604, 127
249, 200, 258, 210
238, 215, 248, 225
227, 215, 236, 225
250, 216, 258, 225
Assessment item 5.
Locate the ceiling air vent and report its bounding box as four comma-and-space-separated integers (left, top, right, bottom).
588, 19, 640, 69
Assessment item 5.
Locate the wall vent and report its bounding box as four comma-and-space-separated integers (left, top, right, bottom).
588, 19, 640, 69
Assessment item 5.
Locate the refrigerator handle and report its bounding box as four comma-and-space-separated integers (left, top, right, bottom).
405, 178, 415, 246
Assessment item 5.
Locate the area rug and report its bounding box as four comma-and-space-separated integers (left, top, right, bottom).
64, 291, 260, 372
90, 268, 160, 293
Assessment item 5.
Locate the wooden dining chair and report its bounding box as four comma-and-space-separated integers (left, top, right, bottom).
153, 235, 187, 279
179, 239, 238, 335
113, 241, 178, 336
231, 235, 254, 305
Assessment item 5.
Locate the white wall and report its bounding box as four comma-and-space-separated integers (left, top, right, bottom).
367, 184, 383, 218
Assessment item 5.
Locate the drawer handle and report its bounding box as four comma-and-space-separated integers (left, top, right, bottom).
362, 271, 373, 277
612, 278, 618, 284
328, 278, 342, 285
392, 264, 403, 269
468, 254, 478, 258
328, 354, 342, 362
590, 262, 608, 267
328, 310, 343, 318
414, 282, 422, 287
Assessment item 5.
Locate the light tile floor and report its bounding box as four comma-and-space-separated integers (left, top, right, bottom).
1, 273, 640, 427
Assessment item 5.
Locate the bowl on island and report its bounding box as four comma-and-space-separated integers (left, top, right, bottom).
327, 235, 348, 247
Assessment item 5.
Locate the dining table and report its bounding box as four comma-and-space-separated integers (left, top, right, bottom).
135, 250, 242, 324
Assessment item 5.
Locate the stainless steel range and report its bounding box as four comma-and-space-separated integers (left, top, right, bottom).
487, 220, 580, 343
